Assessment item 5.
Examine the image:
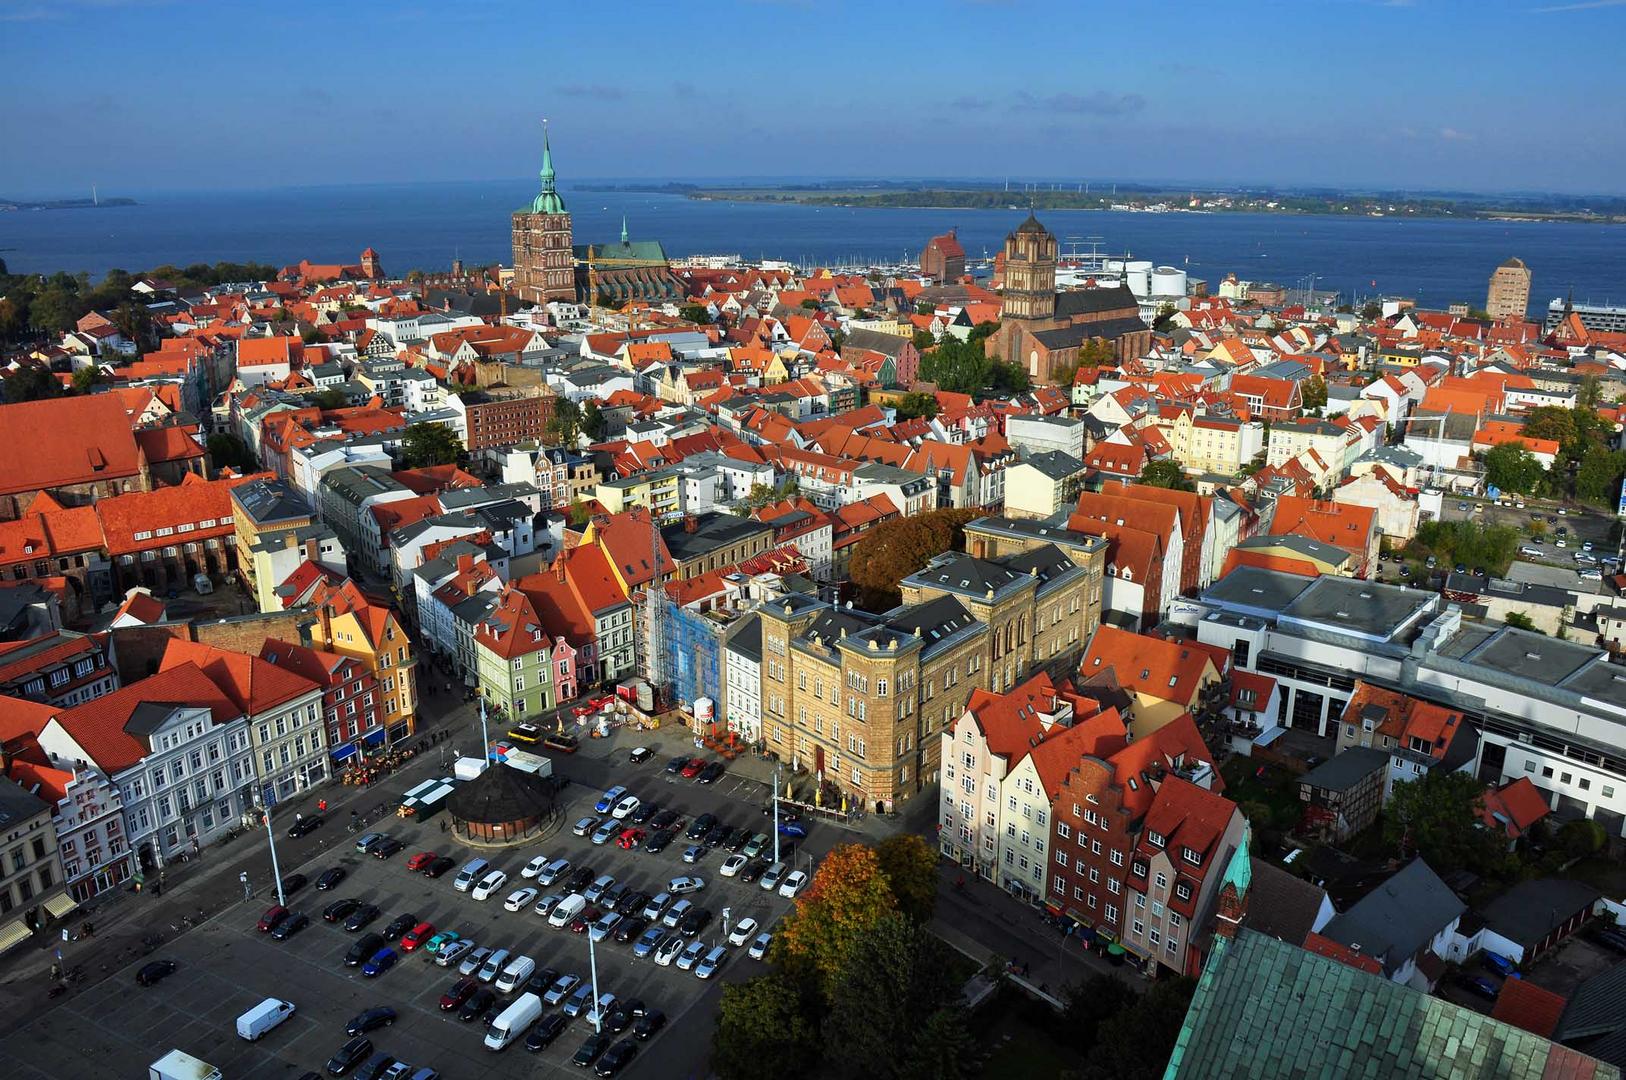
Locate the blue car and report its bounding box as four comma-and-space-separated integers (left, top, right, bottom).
1482, 951, 1516, 977
777, 821, 807, 839
595, 785, 628, 815
1460, 974, 1499, 1001
362, 947, 397, 977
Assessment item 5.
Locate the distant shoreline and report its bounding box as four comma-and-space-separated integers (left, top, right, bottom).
1, 196, 137, 211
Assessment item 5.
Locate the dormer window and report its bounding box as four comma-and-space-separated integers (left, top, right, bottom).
1147, 830, 1165, 848
1182, 847, 1201, 866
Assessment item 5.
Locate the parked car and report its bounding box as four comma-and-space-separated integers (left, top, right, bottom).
345, 933, 387, 967
760, 862, 787, 891
572, 1032, 611, 1067
437, 939, 476, 969
422, 856, 456, 878
645, 828, 676, 853
323, 898, 361, 923
628, 802, 658, 825
439, 976, 478, 1011
543, 733, 579, 754
399, 922, 436, 952
720, 854, 748, 877
695, 945, 728, 979
325, 1036, 373, 1076
588, 911, 623, 942
533, 893, 563, 919
614, 915, 649, 944
136, 959, 178, 986
748, 931, 773, 960
616, 828, 646, 850
628, 746, 654, 764
371, 837, 404, 858
380, 913, 416, 941
280, 872, 308, 895
346, 1007, 396, 1036
595, 786, 629, 815
344, 904, 381, 932
728, 917, 760, 946
679, 906, 711, 938
676, 940, 708, 971
661, 898, 692, 928
458, 987, 495, 1022
361, 948, 398, 977
315, 867, 347, 891
668, 874, 705, 894
521, 854, 551, 879
634, 1009, 666, 1040
665, 754, 691, 775
697, 762, 726, 784
779, 870, 808, 898
653, 934, 685, 966
584, 874, 617, 903
1482, 951, 1517, 977
525, 1012, 569, 1052
682, 844, 706, 864
503, 887, 539, 912
596, 1039, 639, 1076
455, 945, 492, 976
633, 926, 668, 959
680, 758, 707, 778
405, 851, 438, 871
650, 808, 680, 830
257, 904, 288, 932
543, 972, 581, 1006
354, 832, 384, 853
270, 912, 310, 940
537, 858, 571, 886
573, 816, 600, 837
471, 869, 509, 900
591, 818, 621, 846
1460, 974, 1500, 1001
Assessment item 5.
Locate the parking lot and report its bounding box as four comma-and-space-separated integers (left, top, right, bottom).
5, 743, 828, 1080
1437, 495, 1619, 570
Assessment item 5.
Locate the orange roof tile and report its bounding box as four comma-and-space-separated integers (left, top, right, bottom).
159, 639, 317, 715
52, 662, 241, 772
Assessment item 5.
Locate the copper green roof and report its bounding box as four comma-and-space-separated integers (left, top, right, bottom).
1164, 929, 1619, 1079
520, 128, 567, 215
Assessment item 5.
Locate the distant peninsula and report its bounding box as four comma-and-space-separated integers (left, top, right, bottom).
1, 195, 137, 211
683, 183, 1626, 223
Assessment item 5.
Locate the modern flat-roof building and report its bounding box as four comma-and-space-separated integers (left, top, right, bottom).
1197, 565, 1626, 838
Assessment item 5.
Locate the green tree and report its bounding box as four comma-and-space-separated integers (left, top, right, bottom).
1078, 338, 1116, 368
912, 328, 936, 353
309, 388, 349, 411
874, 834, 938, 924
679, 303, 713, 325
1301, 375, 1328, 410
918, 338, 991, 395
1152, 302, 1178, 331
3, 365, 62, 402
990, 359, 1030, 394
1504, 611, 1542, 633
71, 365, 106, 394
547, 397, 583, 447
581, 400, 606, 441
566, 500, 593, 527
1482, 442, 1545, 495
1060, 973, 1137, 1052
1383, 769, 1501, 875
800, 298, 822, 311
401, 422, 463, 467
1077, 977, 1196, 1080
1361, 301, 1382, 320
1575, 445, 1626, 505
892, 392, 939, 421
206, 433, 256, 473
110, 300, 151, 349
967, 321, 999, 344
713, 974, 822, 1080
28, 286, 81, 335
915, 300, 935, 316
1138, 459, 1195, 492
821, 913, 972, 1080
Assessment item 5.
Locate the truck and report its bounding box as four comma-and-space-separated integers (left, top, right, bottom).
484, 991, 543, 1050
150, 1049, 222, 1080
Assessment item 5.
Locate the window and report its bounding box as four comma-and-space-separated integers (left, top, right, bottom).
1110, 848, 1124, 867
1155, 871, 1168, 890
1146, 830, 1165, 848
1057, 851, 1069, 868
1132, 919, 1145, 937
1057, 822, 1071, 840
1166, 937, 1179, 956
1088, 867, 1099, 884
1182, 848, 1202, 866
1148, 927, 1161, 947
1175, 882, 1192, 902
1107, 877, 1121, 896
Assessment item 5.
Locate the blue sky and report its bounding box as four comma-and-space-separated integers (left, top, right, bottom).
3, 0, 1625, 196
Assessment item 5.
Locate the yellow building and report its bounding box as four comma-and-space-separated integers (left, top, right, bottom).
310, 582, 419, 743
758, 538, 1102, 810
593, 469, 681, 519
230, 478, 315, 596
1166, 412, 1265, 476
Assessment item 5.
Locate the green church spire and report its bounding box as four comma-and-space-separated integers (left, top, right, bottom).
529, 123, 567, 215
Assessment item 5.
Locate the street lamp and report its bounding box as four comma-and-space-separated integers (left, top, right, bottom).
772, 766, 781, 866
254, 795, 287, 907
587, 923, 602, 1034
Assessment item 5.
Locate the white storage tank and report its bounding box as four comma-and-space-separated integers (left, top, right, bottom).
695, 697, 715, 724
1151, 266, 1188, 297
1125, 260, 1154, 297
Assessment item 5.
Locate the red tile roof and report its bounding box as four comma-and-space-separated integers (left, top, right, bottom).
133, 426, 206, 465
52, 661, 241, 772
1079, 625, 1219, 706
1303, 931, 1385, 975
1490, 974, 1567, 1038
1478, 777, 1551, 839
95, 475, 252, 556
159, 639, 318, 715
0, 395, 144, 497
0, 503, 104, 564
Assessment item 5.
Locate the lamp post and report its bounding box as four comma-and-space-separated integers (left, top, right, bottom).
256, 795, 287, 907
587, 924, 602, 1034
772, 766, 781, 865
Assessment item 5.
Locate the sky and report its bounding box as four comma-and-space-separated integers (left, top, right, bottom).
3, 0, 1626, 197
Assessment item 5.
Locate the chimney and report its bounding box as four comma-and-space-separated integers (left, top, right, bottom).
555, 557, 566, 583
304, 537, 320, 563
456, 553, 473, 574
683, 515, 698, 534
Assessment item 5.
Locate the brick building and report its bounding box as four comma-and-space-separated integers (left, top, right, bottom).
920, 229, 966, 283
510, 129, 575, 304
459, 388, 554, 451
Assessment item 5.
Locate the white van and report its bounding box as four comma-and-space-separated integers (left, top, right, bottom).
476, 948, 512, 983
236, 997, 295, 1041
483, 992, 542, 1050
495, 954, 535, 994
453, 857, 491, 893
548, 893, 586, 929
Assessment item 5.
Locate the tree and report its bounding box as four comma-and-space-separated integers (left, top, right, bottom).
800, 298, 822, 311
1504, 611, 1542, 633
1138, 459, 1195, 492
1575, 445, 1626, 505
892, 391, 939, 421
679, 303, 712, 325
1383, 769, 1501, 875
547, 398, 583, 447
566, 500, 593, 527
967, 321, 999, 344
990, 359, 1030, 394
2, 365, 61, 402
206, 433, 256, 473
1059, 974, 1136, 1052
875, 834, 938, 924
1301, 375, 1328, 410
1483, 442, 1545, 495
71, 365, 106, 394
581, 400, 607, 441
1361, 301, 1382, 320
1077, 338, 1116, 368
774, 843, 899, 995
915, 300, 935, 316
821, 913, 972, 1080
1078, 977, 1196, 1080
713, 974, 822, 1080
309, 388, 349, 411
1152, 302, 1178, 331
912, 329, 936, 353
917, 339, 991, 395
848, 508, 982, 609
401, 422, 463, 467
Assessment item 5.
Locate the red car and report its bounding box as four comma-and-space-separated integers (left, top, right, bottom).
680, 758, 707, 779
439, 976, 479, 1011
399, 921, 436, 952
589, 694, 614, 711
405, 851, 438, 872
616, 828, 646, 850
257, 904, 288, 932
570, 906, 602, 933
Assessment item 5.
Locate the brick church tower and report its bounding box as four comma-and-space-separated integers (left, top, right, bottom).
1001, 213, 1057, 321
511, 127, 576, 303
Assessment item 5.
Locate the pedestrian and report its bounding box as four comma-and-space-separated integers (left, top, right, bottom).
1022, 961, 1030, 977
295, 812, 302, 823
318, 799, 327, 813
84, 922, 93, 937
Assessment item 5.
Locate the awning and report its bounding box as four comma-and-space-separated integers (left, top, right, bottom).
330, 743, 359, 763
362, 728, 387, 747
43, 893, 77, 920
0, 918, 31, 953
